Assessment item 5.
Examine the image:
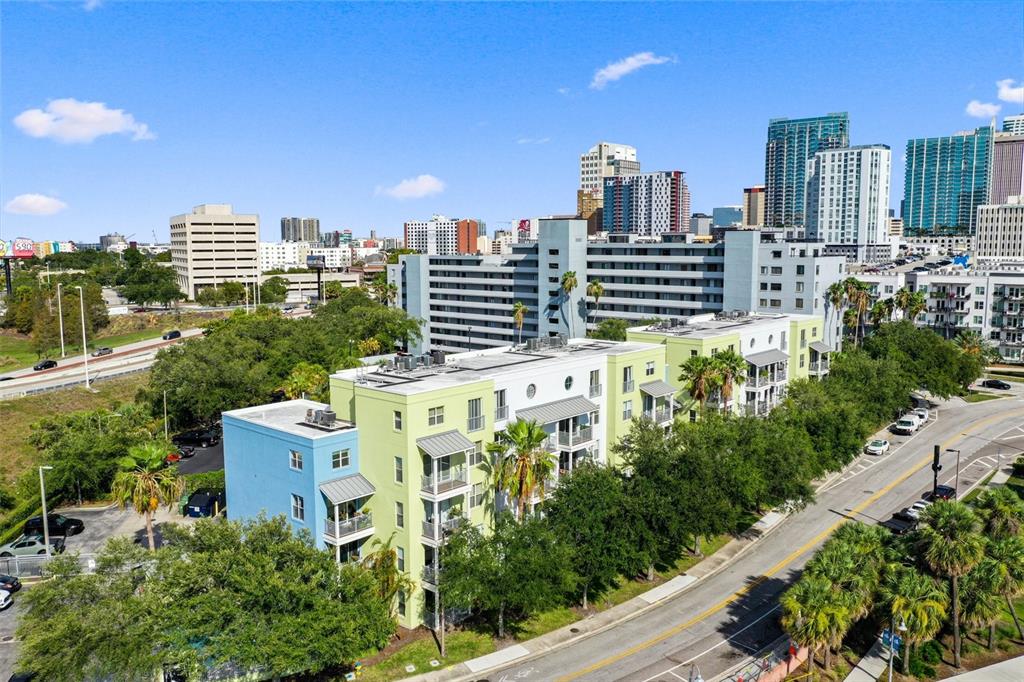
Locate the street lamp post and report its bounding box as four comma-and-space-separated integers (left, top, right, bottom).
163, 390, 169, 440
56, 282, 66, 358
74, 285, 90, 389
887, 619, 907, 682
38, 466, 54, 558
947, 448, 962, 494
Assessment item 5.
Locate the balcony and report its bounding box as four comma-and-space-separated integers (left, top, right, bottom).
467, 415, 486, 432
643, 408, 673, 424
746, 372, 786, 389
809, 359, 830, 375
744, 401, 771, 417
324, 513, 374, 542
422, 517, 461, 542
622, 380, 635, 393
422, 563, 438, 584
494, 405, 509, 422
589, 384, 603, 398
420, 467, 469, 497
555, 426, 594, 448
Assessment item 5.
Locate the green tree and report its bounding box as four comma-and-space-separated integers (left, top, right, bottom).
512, 301, 528, 346
918, 500, 985, 667
218, 281, 246, 305
586, 279, 604, 328
985, 536, 1024, 639
976, 487, 1024, 539
111, 441, 185, 550
194, 286, 223, 306
893, 286, 913, 320
960, 559, 1003, 650
560, 270, 578, 338
545, 463, 629, 609
259, 275, 289, 304
880, 565, 948, 674
678, 354, 720, 414
488, 419, 555, 519
711, 349, 747, 409
279, 361, 329, 401
780, 574, 851, 673
118, 262, 184, 307
589, 318, 627, 341
364, 532, 416, 623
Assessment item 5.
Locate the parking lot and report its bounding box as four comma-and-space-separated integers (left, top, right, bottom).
176, 439, 223, 475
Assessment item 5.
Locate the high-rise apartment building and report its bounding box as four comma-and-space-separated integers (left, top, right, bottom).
764, 112, 850, 228
602, 171, 691, 236
1003, 115, 1024, 135
281, 217, 320, 242
991, 132, 1024, 205
903, 125, 993, 234
99, 233, 127, 251
976, 196, 1024, 262
170, 204, 259, 299
403, 215, 480, 255
742, 186, 766, 226
579, 142, 640, 201
805, 145, 895, 263
712, 206, 744, 227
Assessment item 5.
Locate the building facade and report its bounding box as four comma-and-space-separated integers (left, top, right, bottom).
804, 144, 895, 263
764, 112, 850, 228
743, 186, 766, 227
281, 217, 320, 243
713, 206, 744, 227
1004, 115, 1024, 135
170, 204, 259, 299
903, 125, 993, 234
259, 241, 310, 272
403, 216, 480, 255
579, 142, 640, 201
990, 132, 1024, 205
602, 171, 691, 236
976, 197, 1024, 262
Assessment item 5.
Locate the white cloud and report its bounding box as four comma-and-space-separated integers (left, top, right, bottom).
4, 194, 68, 216
997, 78, 1024, 104
590, 51, 674, 90
966, 100, 1001, 118
375, 174, 445, 200
13, 98, 155, 144
83, 0, 103, 10
516, 137, 551, 145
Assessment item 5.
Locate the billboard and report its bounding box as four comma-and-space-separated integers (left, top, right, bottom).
306, 254, 326, 270
0, 240, 7, 258
11, 238, 34, 259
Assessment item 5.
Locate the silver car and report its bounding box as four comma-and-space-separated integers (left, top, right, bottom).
0, 535, 65, 557
0, 590, 11, 610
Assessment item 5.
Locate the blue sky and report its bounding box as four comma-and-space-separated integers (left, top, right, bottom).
2, 1, 1022, 243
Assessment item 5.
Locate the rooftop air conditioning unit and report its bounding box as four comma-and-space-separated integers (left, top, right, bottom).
403, 355, 417, 371
321, 410, 336, 425
306, 409, 315, 422
431, 350, 446, 365
422, 354, 433, 368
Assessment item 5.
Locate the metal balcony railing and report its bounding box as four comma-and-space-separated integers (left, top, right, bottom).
622, 380, 635, 393
420, 467, 468, 495
324, 513, 373, 540
589, 384, 602, 398
644, 408, 672, 423
467, 415, 486, 432
809, 359, 830, 373
556, 425, 594, 447
421, 517, 461, 541
494, 405, 508, 421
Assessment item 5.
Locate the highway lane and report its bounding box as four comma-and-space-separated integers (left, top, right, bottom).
486, 391, 1024, 682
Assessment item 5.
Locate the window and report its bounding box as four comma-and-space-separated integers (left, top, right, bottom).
795, 298, 804, 309
771, 266, 783, 275
331, 449, 350, 469
397, 590, 407, 617
291, 494, 305, 521
770, 299, 781, 307
622, 400, 633, 420
289, 450, 303, 471
394, 456, 403, 483
564, 376, 574, 391
469, 482, 485, 509
467, 398, 483, 431
976, 286, 986, 295
396, 546, 405, 571
645, 361, 655, 376
770, 282, 782, 291
428, 406, 444, 426
395, 502, 404, 528
494, 389, 508, 420
760, 282, 768, 291
796, 265, 805, 275
393, 410, 403, 431
800, 354, 805, 368
470, 441, 484, 466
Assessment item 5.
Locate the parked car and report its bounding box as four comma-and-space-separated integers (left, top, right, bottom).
0, 575, 21, 593
186, 490, 225, 518
892, 415, 921, 435
981, 379, 1012, 390
881, 514, 916, 535
32, 359, 57, 371
161, 330, 182, 340
910, 500, 931, 516
23, 514, 84, 538
865, 439, 890, 455
0, 590, 11, 611
173, 427, 220, 448
164, 451, 182, 464
91, 347, 113, 357
912, 407, 930, 421
0, 535, 65, 557
922, 485, 958, 502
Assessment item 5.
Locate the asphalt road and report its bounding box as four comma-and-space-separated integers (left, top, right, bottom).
488, 387, 1024, 682
177, 441, 224, 475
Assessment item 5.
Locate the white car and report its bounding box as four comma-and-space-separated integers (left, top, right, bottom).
0, 590, 11, 611
910, 500, 931, 515
913, 407, 930, 421
865, 439, 890, 455
904, 506, 922, 519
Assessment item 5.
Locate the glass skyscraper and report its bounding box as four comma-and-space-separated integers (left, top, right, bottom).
903, 125, 993, 234
764, 112, 850, 228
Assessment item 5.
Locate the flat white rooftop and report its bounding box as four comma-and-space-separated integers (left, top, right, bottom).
630, 312, 820, 340
224, 399, 355, 439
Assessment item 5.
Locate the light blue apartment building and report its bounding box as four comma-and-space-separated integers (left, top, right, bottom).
223, 399, 376, 562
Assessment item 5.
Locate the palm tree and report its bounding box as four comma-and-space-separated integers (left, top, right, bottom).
906, 289, 927, 321
678, 355, 721, 415
560, 271, 578, 339
364, 531, 416, 622
111, 441, 185, 551
961, 559, 1003, 650
804, 542, 874, 626
843, 277, 870, 346
976, 487, 1024, 539
869, 300, 889, 327
918, 501, 986, 667
586, 279, 604, 330
382, 282, 398, 306
880, 565, 949, 674
825, 281, 847, 348
487, 419, 555, 519
780, 575, 851, 673
893, 287, 913, 320
711, 350, 747, 412
511, 301, 528, 346
985, 536, 1024, 640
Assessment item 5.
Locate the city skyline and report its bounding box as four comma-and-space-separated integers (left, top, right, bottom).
2, 2, 1022, 243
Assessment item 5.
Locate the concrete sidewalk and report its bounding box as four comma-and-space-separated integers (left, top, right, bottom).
843, 640, 889, 682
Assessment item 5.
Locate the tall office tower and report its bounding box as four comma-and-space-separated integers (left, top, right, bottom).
1004, 115, 1024, 135
712, 206, 744, 227
301, 218, 320, 242
99, 233, 127, 250
764, 112, 850, 228
281, 217, 320, 242
602, 171, 691, 236
991, 131, 1024, 204
170, 204, 259, 299
580, 142, 640, 201
903, 125, 993, 234
742, 186, 766, 226
889, 217, 904, 237
805, 145, 894, 263
576, 189, 602, 219
976, 196, 1024, 261
690, 213, 713, 234
403, 215, 480, 255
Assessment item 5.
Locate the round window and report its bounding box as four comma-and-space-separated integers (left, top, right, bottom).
527, 383, 536, 399
564, 376, 574, 391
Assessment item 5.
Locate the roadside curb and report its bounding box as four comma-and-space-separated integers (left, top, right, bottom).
54, 501, 118, 513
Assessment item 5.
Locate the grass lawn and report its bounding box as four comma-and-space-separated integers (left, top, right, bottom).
515, 606, 578, 641
964, 390, 1003, 403
0, 372, 149, 486
0, 335, 37, 368
360, 631, 494, 681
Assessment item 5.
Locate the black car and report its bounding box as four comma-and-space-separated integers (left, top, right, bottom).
173, 427, 220, 448
922, 485, 958, 502
982, 379, 1012, 390
23, 513, 85, 538
32, 359, 57, 371
161, 330, 182, 340
881, 514, 916, 535
0, 575, 21, 593
186, 490, 225, 518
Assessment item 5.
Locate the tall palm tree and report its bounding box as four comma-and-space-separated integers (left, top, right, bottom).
893, 287, 913, 320
976, 487, 1024, 539
906, 289, 927, 321
487, 419, 555, 519
678, 355, 721, 415
869, 299, 890, 327
985, 536, 1024, 640
364, 531, 416, 622
560, 271, 578, 339
511, 301, 528, 346
111, 441, 185, 551
843, 277, 870, 346
961, 559, 1003, 650
780, 575, 851, 673
711, 350, 747, 411
825, 281, 847, 348
918, 501, 986, 667
382, 282, 398, 306
805, 539, 877, 623
586, 279, 604, 330
880, 565, 949, 674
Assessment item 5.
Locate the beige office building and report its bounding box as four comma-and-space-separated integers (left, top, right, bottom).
743, 185, 766, 226
976, 196, 1024, 262
170, 204, 259, 299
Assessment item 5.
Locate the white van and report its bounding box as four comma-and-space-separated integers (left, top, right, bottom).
893, 415, 921, 435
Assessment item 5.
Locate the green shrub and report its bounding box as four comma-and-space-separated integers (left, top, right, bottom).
183, 470, 225, 494
919, 639, 943, 664
1013, 457, 1024, 477
0, 499, 44, 545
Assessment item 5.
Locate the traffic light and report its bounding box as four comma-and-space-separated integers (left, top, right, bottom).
932, 445, 943, 472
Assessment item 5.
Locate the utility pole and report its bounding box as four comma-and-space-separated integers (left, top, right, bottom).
75, 285, 90, 389
56, 282, 66, 357
163, 390, 169, 440
38, 466, 53, 557
948, 448, 962, 494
